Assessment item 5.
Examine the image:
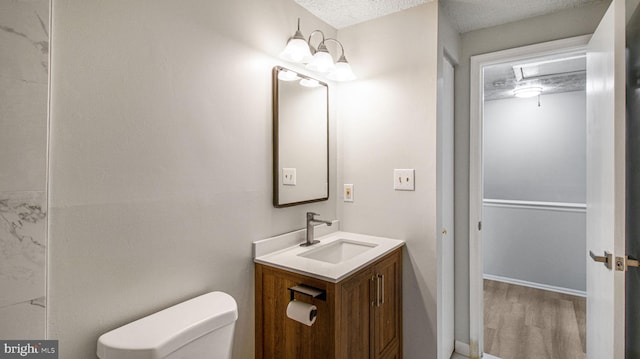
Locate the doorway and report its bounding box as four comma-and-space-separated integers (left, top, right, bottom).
468, 35, 591, 358
469, 2, 640, 357
482, 51, 588, 358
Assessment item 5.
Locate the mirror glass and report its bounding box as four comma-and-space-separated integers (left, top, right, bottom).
273, 66, 329, 207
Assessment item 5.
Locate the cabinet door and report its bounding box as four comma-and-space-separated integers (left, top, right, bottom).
256, 265, 335, 359
373, 250, 402, 358
338, 266, 374, 358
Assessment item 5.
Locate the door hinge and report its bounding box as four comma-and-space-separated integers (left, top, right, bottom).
478, 221, 482, 231
615, 256, 640, 271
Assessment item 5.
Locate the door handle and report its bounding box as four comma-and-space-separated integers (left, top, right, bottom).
372, 274, 386, 307
378, 274, 384, 306
589, 250, 612, 270
615, 256, 640, 271
371, 275, 377, 307
377, 274, 385, 306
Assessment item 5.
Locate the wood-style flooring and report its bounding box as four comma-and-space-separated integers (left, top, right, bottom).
484, 279, 586, 359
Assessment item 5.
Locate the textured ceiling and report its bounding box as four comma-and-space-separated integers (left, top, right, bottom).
295, 0, 604, 32
441, 0, 603, 33
294, 0, 431, 29
484, 53, 586, 100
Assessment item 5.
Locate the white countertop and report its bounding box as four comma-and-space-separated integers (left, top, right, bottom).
254, 231, 405, 283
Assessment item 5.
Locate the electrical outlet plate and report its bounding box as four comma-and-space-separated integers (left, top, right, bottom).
344, 184, 354, 202
282, 168, 296, 186
394, 169, 415, 191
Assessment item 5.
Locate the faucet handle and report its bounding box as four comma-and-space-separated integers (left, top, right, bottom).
306, 212, 319, 219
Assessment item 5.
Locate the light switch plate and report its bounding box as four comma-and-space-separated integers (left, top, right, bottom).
282, 168, 296, 186
394, 169, 415, 191
344, 184, 354, 202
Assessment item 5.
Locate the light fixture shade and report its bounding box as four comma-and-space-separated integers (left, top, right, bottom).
299, 78, 320, 87
306, 44, 335, 73
513, 86, 542, 98
327, 55, 356, 81
279, 32, 313, 63
277, 69, 300, 81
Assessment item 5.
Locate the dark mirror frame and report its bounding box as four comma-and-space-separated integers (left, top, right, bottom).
272, 66, 330, 208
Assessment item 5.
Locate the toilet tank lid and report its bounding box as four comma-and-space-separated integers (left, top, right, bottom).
97, 291, 237, 359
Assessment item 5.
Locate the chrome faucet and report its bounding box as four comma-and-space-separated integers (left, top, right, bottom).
302, 212, 333, 247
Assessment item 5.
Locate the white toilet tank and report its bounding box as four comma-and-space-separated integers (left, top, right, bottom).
97, 291, 237, 359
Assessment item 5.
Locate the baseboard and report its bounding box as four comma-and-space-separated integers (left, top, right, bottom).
452, 342, 502, 359
454, 341, 470, 357
451, 352, 501, 359
483, 274, 586, 297
451, 353, 469, 359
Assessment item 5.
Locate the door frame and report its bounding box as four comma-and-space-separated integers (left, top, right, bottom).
437, 53, 456, 359
468, 34, 591, 359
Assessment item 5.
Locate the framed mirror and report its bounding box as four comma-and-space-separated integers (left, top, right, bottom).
273, 66, 329, 207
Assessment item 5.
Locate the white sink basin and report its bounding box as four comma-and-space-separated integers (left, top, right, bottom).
298, 239, 378, 264
254, 231, 405, 282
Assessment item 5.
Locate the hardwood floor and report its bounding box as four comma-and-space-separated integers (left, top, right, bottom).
484, 279, 586, 359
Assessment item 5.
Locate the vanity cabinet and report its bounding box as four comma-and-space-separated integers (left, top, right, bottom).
255, 248, 402, 359
339, 250, 402, 358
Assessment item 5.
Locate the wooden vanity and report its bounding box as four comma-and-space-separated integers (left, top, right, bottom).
255, 247, 402, 359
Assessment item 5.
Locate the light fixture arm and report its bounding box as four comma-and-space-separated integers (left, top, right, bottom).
290, 18, 306, 41
307, 30, 327, 53
324, 38, 346, 59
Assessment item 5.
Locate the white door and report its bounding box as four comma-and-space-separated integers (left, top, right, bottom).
586, 0, 626, 357
438, 57, 455, 359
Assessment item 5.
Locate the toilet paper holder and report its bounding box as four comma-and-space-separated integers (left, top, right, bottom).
288, 284, 326, 301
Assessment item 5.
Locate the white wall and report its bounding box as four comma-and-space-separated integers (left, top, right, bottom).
454, 2, 610, 344
482, 91, 587, 293
483, 203, 586, 292
336, 3, 442, 357
0, 0, 49, 339
49, 1, 337, 358
484, 92, 586, 203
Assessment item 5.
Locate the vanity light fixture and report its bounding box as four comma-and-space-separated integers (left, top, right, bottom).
280, 18, 356, 81
299, 78, 321, 88
513, 86, 542, 98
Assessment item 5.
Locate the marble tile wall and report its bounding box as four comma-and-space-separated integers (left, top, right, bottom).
0, 0, 49, 339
